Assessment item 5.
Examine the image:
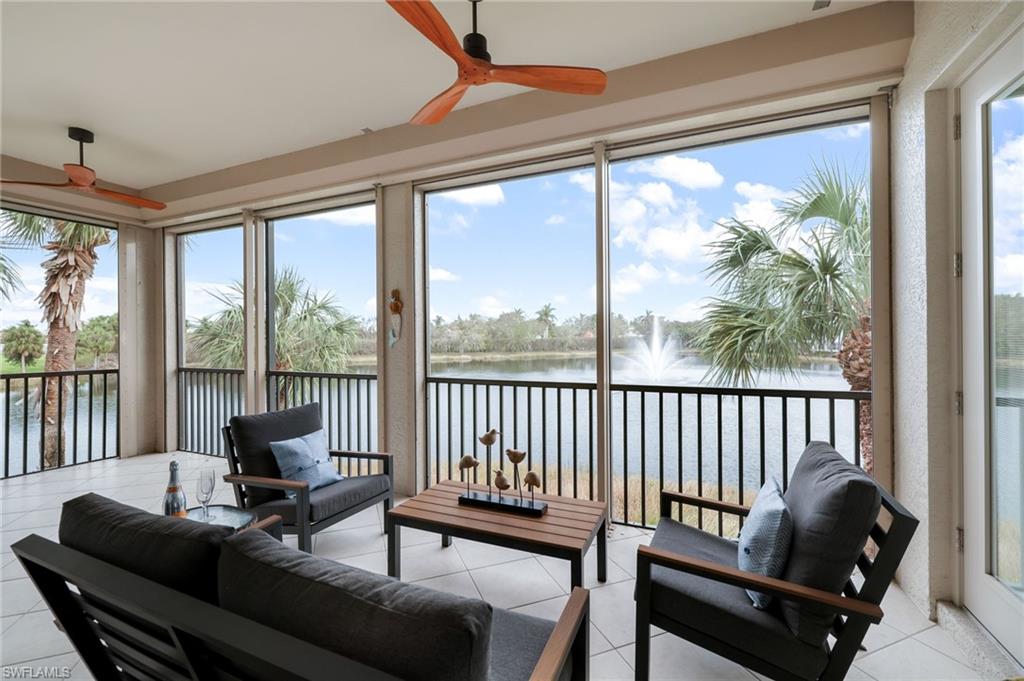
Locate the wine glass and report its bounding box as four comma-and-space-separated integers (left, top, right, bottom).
196, 469, 216, 520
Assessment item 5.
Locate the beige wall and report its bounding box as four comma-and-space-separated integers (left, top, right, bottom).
890, 0, 1023, 616
117, 223, 165, 457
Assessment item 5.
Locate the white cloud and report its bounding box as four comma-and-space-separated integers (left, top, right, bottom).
545, 214, 567, 225
429, 266, 461, 282
729, 181, 793, 228
319, 204, 376, 226
437, 184, 505, 206
636, 182, 677, 209
569, 171, 595, 194
629, 155, 723, 190
612, 262, 661, 297
671, 298, 709, 322
994, 254, 1024, 293
552, 294, 568, 305
477, 295, 510, 317
663, 266, 697, 285
184, 282, 238, 322
364, 295, 377, 314
275, 232, 295, 243
817, 122, 870, 141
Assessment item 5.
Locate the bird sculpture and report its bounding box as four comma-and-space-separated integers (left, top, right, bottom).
523, 470, 541, 504
478, 429, 500, 447
505, 448, 527, 500
458, 455, 480, 495
493, 469, 511, 502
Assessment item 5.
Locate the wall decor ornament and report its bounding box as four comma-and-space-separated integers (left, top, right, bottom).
387, 289, 403, 347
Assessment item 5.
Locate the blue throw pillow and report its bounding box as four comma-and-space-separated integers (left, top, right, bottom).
268, 429, 343, 497
737, 477, 793, 609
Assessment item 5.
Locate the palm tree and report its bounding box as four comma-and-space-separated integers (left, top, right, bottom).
2, 320, 45, 372
536, 304, 557, 339
695, 162, 874, 473
188, 268, 360, 405
1, 211, 113, 467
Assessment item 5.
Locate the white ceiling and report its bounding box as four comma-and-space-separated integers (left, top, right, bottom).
1, 1, 877, 189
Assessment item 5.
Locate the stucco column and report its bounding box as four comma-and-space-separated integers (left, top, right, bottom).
378, 182, 423, 496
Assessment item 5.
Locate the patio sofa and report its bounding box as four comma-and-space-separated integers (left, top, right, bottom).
13, 493, 589, 681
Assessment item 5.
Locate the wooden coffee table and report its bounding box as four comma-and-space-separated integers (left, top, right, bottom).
386, 480, 607, 589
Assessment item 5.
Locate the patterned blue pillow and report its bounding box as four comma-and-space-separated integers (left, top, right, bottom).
268, 429, 343, 497
737, 477, 793, 609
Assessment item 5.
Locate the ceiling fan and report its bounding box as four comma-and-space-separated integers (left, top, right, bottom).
387, 0, 608, 125
1, 127, 166, 210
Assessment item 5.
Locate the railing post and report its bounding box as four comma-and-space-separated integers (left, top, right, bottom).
593, 141, 613, 524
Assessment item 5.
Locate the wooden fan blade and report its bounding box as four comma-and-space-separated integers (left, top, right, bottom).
63, 163, 97, 186
84, 186, 167, 210
488, 64, 607, 95
386, 0, 470, 66
1, 179, 74, 188
411, 81, 469, 125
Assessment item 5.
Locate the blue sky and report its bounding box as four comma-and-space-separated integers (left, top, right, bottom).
428, 120, 872, 323
4, 110, 1020, 334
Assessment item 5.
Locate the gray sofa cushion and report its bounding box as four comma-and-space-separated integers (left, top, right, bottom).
781, 442, 881, 646
218, 530, 493, 681
646, 518, 829, 680
490, 609, 570, 681
229, 403, 323, 507
252, 473, 390, 524
59, 493, 232, 604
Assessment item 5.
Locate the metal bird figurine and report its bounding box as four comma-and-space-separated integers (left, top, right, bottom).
523, 470, 541, 504
493, 469, 511, 502
458, 455, 480, 495
478, 429, 500, 447
505, 448, 527, 501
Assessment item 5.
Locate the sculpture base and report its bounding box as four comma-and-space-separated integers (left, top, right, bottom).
458, 491, 547, 517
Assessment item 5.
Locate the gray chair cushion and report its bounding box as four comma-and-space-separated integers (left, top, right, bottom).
737, 477, 793, 609
59, 493, 232, 604
489, 609, 570, 681
646, 518, 829, 680
219, 530, 493, 681
252, 473, 390, 524
229, 403, 323, 507
781, 442, 881, 647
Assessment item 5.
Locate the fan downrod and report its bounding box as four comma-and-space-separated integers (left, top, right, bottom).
462, 0, 490, 61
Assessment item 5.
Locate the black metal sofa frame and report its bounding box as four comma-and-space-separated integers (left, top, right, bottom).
12, 530, 590, 681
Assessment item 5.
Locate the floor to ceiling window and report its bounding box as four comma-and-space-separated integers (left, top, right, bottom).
1, 208, 119, 475
607, 118, 874, 528
176, 225, 244, 455
424, 166, 597, 494
266, 202, 379, 453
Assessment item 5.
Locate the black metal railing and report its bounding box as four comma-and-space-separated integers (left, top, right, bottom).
178, 368, 245, 456
426, 376, 871, 531
267, 370, 379, 475
2, 369, 119, 478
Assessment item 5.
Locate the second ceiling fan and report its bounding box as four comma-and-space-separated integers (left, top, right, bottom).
387, 0, 608, 125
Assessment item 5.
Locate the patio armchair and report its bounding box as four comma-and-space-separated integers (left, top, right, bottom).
634, 442, 918, 681
221, 402, 393, 552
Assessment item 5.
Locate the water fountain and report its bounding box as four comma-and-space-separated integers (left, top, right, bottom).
622, 315, 683, 383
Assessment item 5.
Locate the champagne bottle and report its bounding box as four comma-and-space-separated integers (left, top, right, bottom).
163, 461, 187, 517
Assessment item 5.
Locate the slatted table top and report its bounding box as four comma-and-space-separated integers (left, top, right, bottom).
389, 480, 607, 552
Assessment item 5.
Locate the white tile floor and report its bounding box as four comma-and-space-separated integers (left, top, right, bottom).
0, 453, 998, 680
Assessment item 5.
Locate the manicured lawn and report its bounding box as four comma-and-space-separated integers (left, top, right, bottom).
0, 356, 45, 374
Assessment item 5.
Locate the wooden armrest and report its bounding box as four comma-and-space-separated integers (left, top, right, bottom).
661, 490, 750, 517
246, 514, 283, 535
223, 473, 308, 492
530, 587, 589, 681
637, 545, 882, 622
329, 450, 392, 462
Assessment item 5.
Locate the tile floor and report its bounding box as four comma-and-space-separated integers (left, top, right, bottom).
0, 453, 1000, 680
